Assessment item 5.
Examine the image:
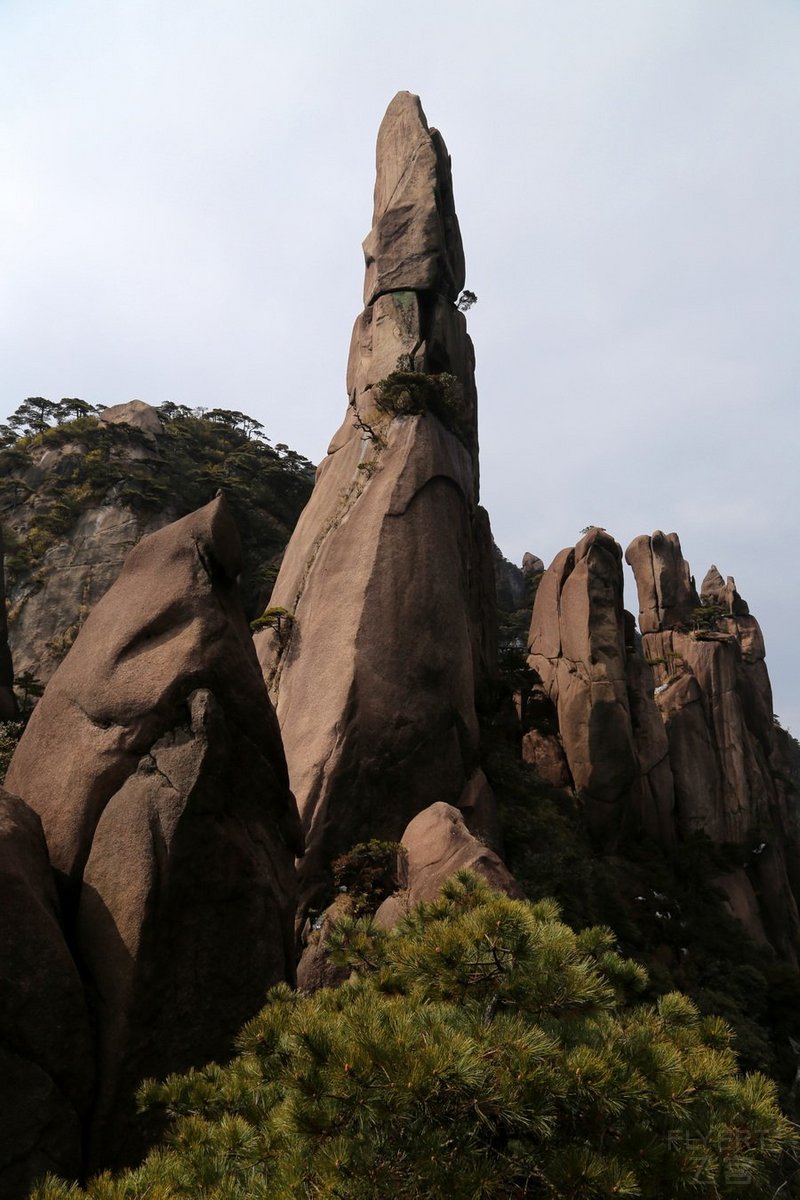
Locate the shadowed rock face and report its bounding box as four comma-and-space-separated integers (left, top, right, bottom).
255, 92, 495, 915
6, 495, 302, 1166
0, 789, 93, 1199
625, 533, 800, 964
0, 527, 17, 721
528, 529, 674, 843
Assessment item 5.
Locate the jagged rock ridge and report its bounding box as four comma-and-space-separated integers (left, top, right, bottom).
255, 91, 497, 915
526, 527, 800, 964
626, 531, 800, 962
527, 528, 674, 845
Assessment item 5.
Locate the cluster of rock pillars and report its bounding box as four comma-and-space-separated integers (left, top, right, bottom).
1, 93, 798, 1196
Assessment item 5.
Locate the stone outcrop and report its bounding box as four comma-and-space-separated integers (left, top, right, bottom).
521, 728, 571, 789
0, 526, 17, 720
528, 529, 674, 843
6, 496, 302, 1165
98, 399, 164, 437
699, 564, 749, 615
255, 92, 496, 915
494, 545, 530, 613
0, 789, 93, 1198
375, 802, 523, 927
626, 532, 800, 963
522, 552, 544, 578
625, 530, 699, 634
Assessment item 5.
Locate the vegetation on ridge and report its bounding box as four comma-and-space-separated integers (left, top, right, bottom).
0, 398, 314, 623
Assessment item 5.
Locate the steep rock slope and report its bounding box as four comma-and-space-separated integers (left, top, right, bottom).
626, 531, 800, 962
255, 92, 496, 913
6, 496, 302, 1167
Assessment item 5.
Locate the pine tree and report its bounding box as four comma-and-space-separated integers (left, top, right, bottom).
7, 396, 60, 435
34, 874, 798, 1199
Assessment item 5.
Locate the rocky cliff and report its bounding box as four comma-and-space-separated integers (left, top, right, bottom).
526, 526, 800, 964
527, 528, 675, 845
0, 403, 312, 693
255, 92, 497, 915
3, 497, 302, 1181
626, 531, 800, 962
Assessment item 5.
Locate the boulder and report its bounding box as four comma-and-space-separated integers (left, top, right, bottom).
98, 400, 163, 437
521, 729, 572, 789
255, 94, 496, 917
521, 552, 545, 578
375, 802, 523, 927
0, 789, 93, 1198
6, 496, 302, 1165
362, 91, 465, 305
0, 526, 16, 721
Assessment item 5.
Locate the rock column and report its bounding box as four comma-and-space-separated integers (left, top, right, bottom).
255, 92, 496, 914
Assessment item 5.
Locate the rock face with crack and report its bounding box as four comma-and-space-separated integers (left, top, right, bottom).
0, 789, 93, 1199
255, 92, 496, 914
6, 495, 302, 1166
0, 527, 17, 720
626, 531, 800, 963
527, 528, 674, 843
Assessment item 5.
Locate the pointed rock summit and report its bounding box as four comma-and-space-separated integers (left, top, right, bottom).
255, 92, 496, 913
362, 91, 465, 305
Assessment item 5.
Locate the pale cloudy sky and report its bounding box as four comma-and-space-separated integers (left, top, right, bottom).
1, 1, 799, 728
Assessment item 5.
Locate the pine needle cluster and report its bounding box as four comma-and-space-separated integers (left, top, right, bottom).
35, 874, 797, 1199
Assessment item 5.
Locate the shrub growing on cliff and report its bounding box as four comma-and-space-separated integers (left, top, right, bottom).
35, 874, 797, 1199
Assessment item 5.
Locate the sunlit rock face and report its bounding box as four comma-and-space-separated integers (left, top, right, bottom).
6, 496, 302, 1166
255, 92, 496, 914
626, 531, 800, 964
527, 529, 674, 846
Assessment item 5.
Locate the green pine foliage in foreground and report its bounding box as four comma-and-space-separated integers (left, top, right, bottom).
35, 875, 797, 1200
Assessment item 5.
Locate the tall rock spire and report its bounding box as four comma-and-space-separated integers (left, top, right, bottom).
255, 92, 496, 914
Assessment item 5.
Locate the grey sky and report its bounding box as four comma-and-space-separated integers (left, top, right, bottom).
2, 1, 799, 729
